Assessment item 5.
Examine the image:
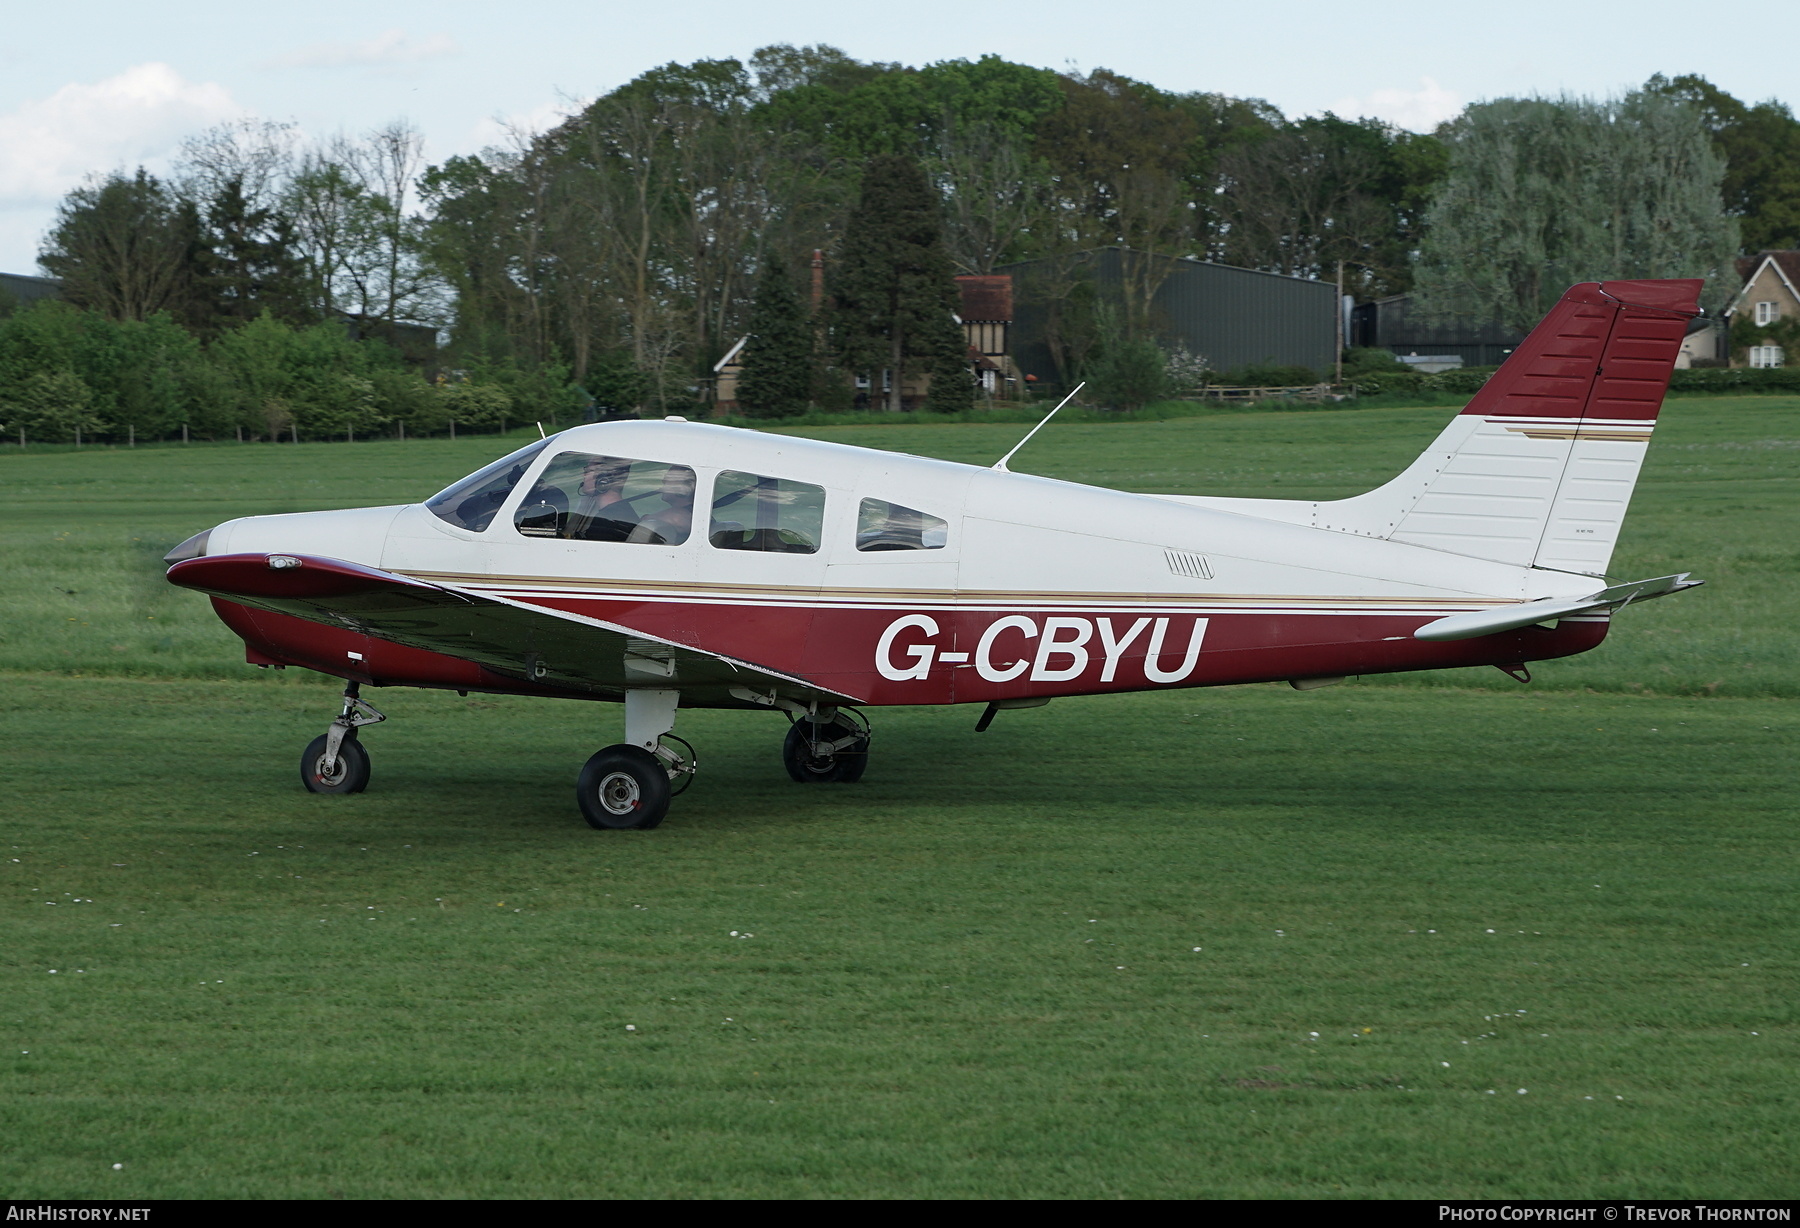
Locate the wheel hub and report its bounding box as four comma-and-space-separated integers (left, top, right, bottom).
598, 770, 641, 815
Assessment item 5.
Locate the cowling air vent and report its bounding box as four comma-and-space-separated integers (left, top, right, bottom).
1165, 550, 1213, 581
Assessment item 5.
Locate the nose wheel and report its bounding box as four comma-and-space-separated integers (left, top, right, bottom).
301, 682, 384, 794
783, 708, 870, 783
301, 731, 370, 793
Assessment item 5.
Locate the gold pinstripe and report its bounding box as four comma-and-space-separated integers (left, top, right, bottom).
396, 569, 1513, 611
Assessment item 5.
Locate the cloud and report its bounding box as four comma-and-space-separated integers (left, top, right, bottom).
267, 29, 458, 70
0, 63, 243, 203
1330, 77, 1463, 131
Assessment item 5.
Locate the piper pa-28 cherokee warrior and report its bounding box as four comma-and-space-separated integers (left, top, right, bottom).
167, 278, 1704, 831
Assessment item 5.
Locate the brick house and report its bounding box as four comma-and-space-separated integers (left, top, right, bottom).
1723, 251, 1800, 367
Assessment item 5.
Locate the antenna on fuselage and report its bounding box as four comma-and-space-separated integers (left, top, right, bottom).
992, 382, 1085, 474
535, 421, 547, 439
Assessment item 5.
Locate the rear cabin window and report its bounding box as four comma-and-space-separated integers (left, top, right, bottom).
513, 452, 696, 545
856, 499, 947, 551
425, 439, 553, 532
709, 471, 826, 554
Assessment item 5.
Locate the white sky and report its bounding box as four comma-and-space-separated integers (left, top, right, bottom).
2, 0, 1787, 274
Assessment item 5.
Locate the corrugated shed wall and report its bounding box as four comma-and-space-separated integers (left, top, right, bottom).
1356, 294, 1524, 366
0, 272, 62, 313
998, 248, 1337, 383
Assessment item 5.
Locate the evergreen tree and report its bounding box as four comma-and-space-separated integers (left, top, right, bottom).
923, 332, 977, 413
197, 176, 312, 333
735, 261, 814, 417
829, 154, 962, 411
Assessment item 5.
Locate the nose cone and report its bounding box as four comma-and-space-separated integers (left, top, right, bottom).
164, 529, 212, 565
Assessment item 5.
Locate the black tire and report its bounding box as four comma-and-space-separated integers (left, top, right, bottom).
577, 745, 670, 830
783, 718, 869, 784
301, 732, 370, 794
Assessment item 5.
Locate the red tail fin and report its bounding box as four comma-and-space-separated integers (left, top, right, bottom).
1460, 279, 1702, 422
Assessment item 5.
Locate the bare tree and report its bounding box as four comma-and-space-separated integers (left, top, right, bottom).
341, 121, 433, 326
1214, 122, 1394, 290
283, 150, 363, 319
176, 119, 298, 213
929, 119, 1054, 275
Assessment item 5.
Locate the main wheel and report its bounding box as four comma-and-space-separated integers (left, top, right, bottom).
301, 732, 370, 794
577, 745, 671, 830
783, 717, 870, 784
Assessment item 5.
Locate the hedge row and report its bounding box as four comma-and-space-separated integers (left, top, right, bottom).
1349, 365, 1800, 399
1346, 368, 1499, 397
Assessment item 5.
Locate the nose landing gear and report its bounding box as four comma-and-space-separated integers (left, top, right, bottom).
301, 682, 386, 794
782, 707, 870, 784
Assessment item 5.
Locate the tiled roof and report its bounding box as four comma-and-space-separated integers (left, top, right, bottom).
955, 275, 1012, 322
1736, 251, 1800, 290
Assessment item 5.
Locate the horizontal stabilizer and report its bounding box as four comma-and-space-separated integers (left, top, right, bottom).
1412, 573, 1701, 642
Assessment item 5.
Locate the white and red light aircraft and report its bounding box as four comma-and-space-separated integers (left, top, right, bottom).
167, 279, 1703, 830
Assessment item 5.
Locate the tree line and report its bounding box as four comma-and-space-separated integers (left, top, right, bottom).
6, 50, 1795, 441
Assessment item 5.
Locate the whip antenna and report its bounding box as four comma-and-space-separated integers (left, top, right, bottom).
993, 382, 1085, 473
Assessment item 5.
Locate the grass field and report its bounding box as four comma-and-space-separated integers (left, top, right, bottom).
2, 398, 1797, 1198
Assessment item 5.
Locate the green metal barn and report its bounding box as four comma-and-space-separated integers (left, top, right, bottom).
997, 246, 1338, 385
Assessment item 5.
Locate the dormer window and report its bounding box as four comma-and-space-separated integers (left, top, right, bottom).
1755, 301, 1781, 325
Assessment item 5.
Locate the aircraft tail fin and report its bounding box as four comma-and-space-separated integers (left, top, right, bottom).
1318, 279, 1701, 576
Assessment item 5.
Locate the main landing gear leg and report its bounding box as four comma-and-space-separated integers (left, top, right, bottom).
577, 689, 695, 831
300, 681, 386, 794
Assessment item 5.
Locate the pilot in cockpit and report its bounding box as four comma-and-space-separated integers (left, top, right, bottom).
568, 459, 636, 542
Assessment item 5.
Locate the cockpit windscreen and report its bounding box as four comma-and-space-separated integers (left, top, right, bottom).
425, 439, 553, 531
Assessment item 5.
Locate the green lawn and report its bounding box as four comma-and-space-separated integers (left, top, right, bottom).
2, 399, 1796, 1198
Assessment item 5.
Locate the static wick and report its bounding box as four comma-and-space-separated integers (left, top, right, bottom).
993, 382, 1085, 473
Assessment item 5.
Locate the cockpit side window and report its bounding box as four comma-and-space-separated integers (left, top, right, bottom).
856, 499, 947, 551
425, 439, 553, 532
709, 471, 826, 554
513, 452, 696, 545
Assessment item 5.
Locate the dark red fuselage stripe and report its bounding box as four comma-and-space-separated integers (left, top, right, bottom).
218, 594, 1606, 705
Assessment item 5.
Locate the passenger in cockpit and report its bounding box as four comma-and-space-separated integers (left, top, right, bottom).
628, 468, 696, 546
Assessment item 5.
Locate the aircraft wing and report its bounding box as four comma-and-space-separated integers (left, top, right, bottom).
167, 552, 858, 705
